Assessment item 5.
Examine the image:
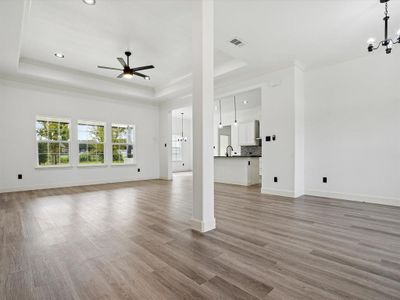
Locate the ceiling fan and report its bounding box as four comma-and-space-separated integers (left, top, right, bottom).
98, 51, 154, 80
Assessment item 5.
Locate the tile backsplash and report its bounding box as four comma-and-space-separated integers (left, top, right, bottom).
241, 145, 262, 156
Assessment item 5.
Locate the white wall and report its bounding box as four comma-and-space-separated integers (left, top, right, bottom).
305, 52, 400, 205
172, 116, 192, 172
0, 83, 5, 189
261, 67, 298, 197
158, 109, 172, 180
0, 78, 160, 192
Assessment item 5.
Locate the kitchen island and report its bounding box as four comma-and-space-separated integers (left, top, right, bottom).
214, 156, 260, 186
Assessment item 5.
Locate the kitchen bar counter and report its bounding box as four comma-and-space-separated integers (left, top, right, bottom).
214, 156, 260, 186
214, 156, 261, 158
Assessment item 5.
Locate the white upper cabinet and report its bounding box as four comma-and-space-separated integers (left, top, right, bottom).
238, 120, 260, 146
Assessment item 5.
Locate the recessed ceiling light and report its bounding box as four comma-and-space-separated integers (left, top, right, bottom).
82, 0, 96, 5
54, 53, 64, 59
243, 100, 248, 104
144, 76, 150, 80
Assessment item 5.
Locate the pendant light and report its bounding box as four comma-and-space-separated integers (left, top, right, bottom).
177, 112, 187, 142
233, 96, 238, 126
218, 100, 223, 129
367, 0, 400, 54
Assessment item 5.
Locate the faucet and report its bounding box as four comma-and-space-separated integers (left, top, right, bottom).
225, 145, 234, 157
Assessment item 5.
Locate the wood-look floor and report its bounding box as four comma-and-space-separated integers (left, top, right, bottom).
1, 173, 400, 300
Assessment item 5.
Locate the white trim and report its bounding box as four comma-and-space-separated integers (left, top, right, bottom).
36, 115, 71, 123
190, 217, 216, 233
35, 164, 73, 169
77, 120, 106, 126
261, 187, 303, 198
0, 177, 158, 194
214, 179, 254, 186
111, 163, 136, 167
77, 164, 107, 168
305, 190, 400, 207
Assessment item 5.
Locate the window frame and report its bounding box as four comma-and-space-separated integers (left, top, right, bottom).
35, 116, 71, 168
77, 120, 106, 166
172, 134, 183, 162
111, 123, 136, 165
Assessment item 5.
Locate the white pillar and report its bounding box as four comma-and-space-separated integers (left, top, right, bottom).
191, 0, 216, 232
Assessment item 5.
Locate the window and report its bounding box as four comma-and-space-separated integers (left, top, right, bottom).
172, 134, 182, 162
36, 117, 70, 166
112, 124, 135, 164
78, 121, 105, 165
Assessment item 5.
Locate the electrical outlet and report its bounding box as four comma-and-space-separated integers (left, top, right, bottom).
274, 177, 278, 183
265, 136, 271, 142
164, 143, 167, 147
323, 177, 327, 183
18, 174, 22, 180
137, 168, 141, 173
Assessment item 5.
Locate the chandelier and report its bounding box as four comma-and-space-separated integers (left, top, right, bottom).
177, 112, 187, 142
367, 0, 400, 54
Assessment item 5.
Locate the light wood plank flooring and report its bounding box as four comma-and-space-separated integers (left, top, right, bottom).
1, 172, 400, 299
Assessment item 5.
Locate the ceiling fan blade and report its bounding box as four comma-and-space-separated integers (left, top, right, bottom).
132, 65, 155, 72
117, 57, 127, 67
98, 66, 123, 71
132, 71, 147, 78
117, 73, 124, 78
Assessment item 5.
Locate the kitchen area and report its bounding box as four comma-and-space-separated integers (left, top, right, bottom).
214, 88, 262, 186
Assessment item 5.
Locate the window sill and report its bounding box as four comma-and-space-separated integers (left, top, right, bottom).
111, 163, 136, 167
35, 165, 73, 169
77, 164, 107, 168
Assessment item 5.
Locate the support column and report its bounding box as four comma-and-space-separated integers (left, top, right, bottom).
191, 0, 216, 232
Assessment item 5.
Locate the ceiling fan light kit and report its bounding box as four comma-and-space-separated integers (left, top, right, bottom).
82, 0, 96, 5
98, 51, 154, 80
367, 0, 400, 54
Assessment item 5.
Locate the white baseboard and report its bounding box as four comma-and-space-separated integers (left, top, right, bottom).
190, 217, 216, 233
0, 177, 159, 193
305, 190, 400, 207
261, 187, 303, 198
214, 179, 250, 186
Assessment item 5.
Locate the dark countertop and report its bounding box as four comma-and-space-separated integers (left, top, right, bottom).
214, 156, 261, 158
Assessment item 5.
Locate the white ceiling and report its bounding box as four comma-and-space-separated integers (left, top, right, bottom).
21, 0, 193, 88
2, 0, 400, 102
217, 88, 261, 113
214, 0, 400, 74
